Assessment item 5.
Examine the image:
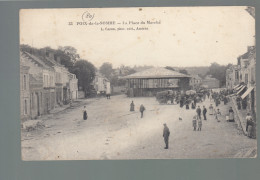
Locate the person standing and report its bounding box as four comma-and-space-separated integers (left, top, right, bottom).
198, 118, 202, 131
209, 104, 214, 115
236, 97, 241, 110
191, 102, 195, 109
192, 115, 197, 131
130, 101, 135, 111
223, 96, 228, 105
82, 106, 88, 120
215, 97, 220, 107
202, 106, 207, 120
193, 96, 197, 107
69, 98, 72, 107
185, 101, 190, 110
106, 93, 111, 99
228, 107, 234, 122
196, 106, 202, 120
214, 108, 221, 122
163, 123, 170, 149
246, 112, 253, 132
140, 104, 145, 118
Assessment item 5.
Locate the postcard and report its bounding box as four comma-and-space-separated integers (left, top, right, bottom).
20, 7, 256, 160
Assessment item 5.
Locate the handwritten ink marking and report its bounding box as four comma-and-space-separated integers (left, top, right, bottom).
82, 11, 95, 22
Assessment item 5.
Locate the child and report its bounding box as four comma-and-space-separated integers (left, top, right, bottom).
214, 108, 221, 122
192, 115, 197, 131
198, 118, 202, 131
209, 104, 214, 115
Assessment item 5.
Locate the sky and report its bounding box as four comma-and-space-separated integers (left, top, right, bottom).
20, 7, 255, 68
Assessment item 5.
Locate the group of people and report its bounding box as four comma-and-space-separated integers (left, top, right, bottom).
130, 101, 146, 118
191, 105, 207, 131
80, 87, 254, 152
210, 89, 229, 106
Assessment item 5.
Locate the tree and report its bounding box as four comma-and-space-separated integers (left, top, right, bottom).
206, 62, 232, 87
55, 49, 74, 72
126, 68, 136, 75
165, 66, 176, 71
99, 62, 113, 79
58, 46, 80, 63
72, 60, 96, 97
179, 69, 189, 75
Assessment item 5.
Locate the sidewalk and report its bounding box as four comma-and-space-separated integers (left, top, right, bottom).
230, 96, 247, 136
49, 100, 83, 114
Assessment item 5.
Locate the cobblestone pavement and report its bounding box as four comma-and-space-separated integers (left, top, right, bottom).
21, 95, 257, 160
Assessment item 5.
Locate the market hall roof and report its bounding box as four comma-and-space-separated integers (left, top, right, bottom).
121, 67, 191, 79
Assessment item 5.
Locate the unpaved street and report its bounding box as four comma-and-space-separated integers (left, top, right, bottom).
21, 95, 256, 160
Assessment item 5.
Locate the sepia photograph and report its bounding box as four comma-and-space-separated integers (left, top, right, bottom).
19, 7, 256, 160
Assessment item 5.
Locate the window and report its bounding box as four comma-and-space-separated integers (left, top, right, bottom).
235, 70, 239, 80
24, 99, 27, 115
251, 67, 255, 82
43, 75, 46, 87
23, 75, 26, 90
245, 74, 248, 84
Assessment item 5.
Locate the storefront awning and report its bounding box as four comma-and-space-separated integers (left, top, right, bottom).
236, 85, 246, 95
233, 84, 240, 89
241, 86, 254, 99
235, 85, 243, 91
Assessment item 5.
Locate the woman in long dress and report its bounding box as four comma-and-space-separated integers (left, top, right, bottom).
82, 106, 87, 120
130, 101, 135, 111
228, 107, 234, 122
209, 104, 214, 115
191, 102, 195, 109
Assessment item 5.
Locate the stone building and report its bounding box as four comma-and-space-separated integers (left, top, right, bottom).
226, 46, 256, 120
238, 46, 256, 116
93, 72, 110, 95
68, 73, 78, 100
189, 75, 202, 90
20, 49, 78, 121
20, 64, 30, 121
226, 65, 239, 90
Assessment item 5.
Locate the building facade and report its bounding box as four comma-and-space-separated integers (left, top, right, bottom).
20, 49, 78, 121
189, 75, 202, 90
226, 65, 239, 90
226, 46, 256, 120
69, 73, 78, 100
93, 72, 110, 95
20, 64, 30, 121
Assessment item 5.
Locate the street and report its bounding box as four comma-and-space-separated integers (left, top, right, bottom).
21, 95, 257, 160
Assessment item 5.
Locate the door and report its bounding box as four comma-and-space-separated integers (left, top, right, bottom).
36, 93, 40, 116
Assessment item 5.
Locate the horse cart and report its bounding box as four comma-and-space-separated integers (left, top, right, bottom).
156, 90, 174, 104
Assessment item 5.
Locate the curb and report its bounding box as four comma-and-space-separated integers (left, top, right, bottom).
230, 97, 247, 136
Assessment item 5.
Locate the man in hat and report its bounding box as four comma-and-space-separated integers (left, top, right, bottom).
140, 104, 145, 118
196, 106, 202, 120
163, 123, 170, 149
202, 106, 207, 120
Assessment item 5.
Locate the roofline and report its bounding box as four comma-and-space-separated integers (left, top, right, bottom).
120, 75, 191, 79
